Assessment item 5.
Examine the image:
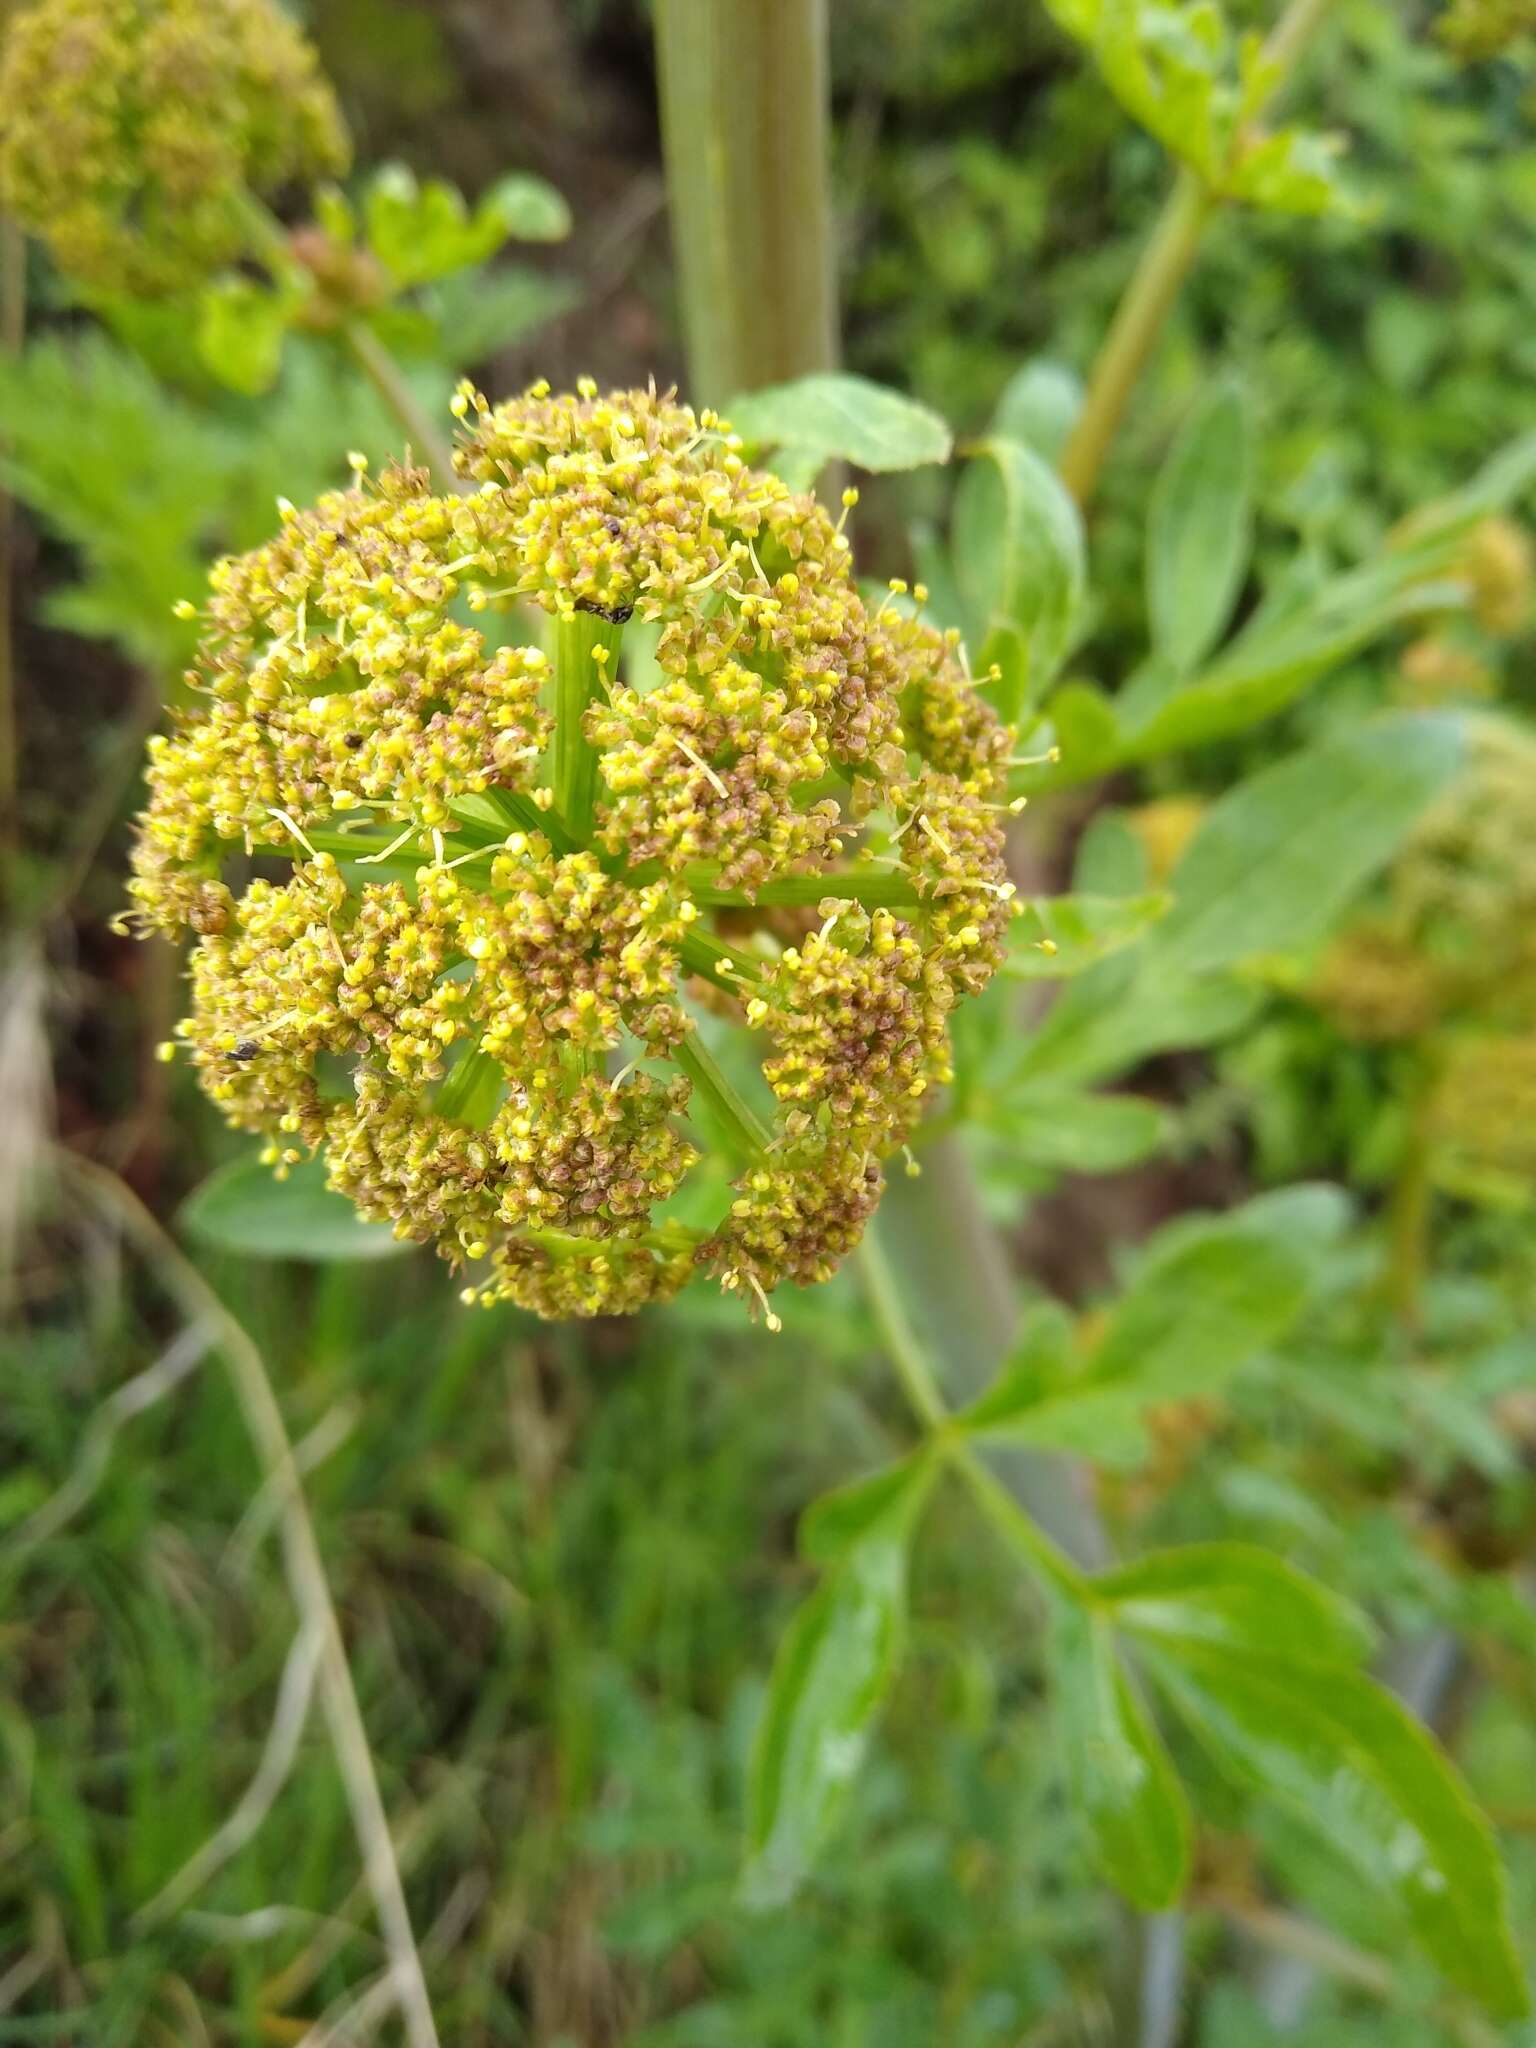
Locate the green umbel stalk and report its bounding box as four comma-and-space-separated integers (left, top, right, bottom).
553, 608, 624, 842
653, 0, 837, 408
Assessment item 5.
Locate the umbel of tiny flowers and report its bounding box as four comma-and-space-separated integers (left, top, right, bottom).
0, 0, 349, 297
128, 381, 1025, 1322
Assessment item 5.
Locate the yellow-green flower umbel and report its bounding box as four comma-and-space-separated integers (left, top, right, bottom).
0, 0, 349, 295
130, 382, 1023, 1321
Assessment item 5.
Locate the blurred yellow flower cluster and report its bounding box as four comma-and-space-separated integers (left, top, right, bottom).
0, 0, 348, 294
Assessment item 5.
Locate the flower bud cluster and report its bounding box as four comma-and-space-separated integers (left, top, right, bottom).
0, 0, 349, 294
133, 382, 1021, 1320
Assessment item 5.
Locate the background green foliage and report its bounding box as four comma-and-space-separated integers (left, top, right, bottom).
5, 0, 1536, 2042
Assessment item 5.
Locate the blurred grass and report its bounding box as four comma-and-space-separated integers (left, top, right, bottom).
0, 1176, 1114, 2043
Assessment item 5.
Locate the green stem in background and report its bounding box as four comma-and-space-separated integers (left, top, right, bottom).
553, 608, 624, 841
1058, 170, 1213, 507
858, 1223, 1090, 1604
0, 214, 24, 886
1058, 0, 1335, 508
232, 187, 459, 488
343, 320, 459, 489
652, 0, 837, 408
679, 926, 764, 991
877, 1136, 1111, 1565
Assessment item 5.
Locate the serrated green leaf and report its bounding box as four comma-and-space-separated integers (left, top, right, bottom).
1153, 713, 1466, 977
1147, 1643, 1528, 2017
1092, 1214, 1312, 1383
1005, 890, 1170, 980
725, 373, 952, 478
1096, 1543, 1374, 1663
180, 1154, 410, 1263
953, 436, 1087, 720
1147, 379, 1253, 673
744, 1462, 933, 1906
1052, 1602, 1191, 1909
196, 277, 292, 397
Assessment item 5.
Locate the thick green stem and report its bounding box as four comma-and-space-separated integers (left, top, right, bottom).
0, 214, 23, 885
553, 609, 623, 842
653, 0, 837, 407
1058, 0, 1335, 508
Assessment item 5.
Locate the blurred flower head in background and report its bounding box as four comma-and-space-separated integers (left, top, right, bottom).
0, 0, 349, 295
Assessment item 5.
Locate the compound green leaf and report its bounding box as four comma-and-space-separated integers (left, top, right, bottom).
1040, 0, 1352, 215
1012, 951, 1259, 1087
197, 277, 291, 396
962, 1201, 1319, 1465
365, 163, 568, 286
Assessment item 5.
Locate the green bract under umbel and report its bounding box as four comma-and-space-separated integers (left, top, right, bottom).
129, 383, 1022, 1320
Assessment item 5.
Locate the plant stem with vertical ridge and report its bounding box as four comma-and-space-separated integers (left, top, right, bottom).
653, 0, 837, 408
552, 607, 623, 842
